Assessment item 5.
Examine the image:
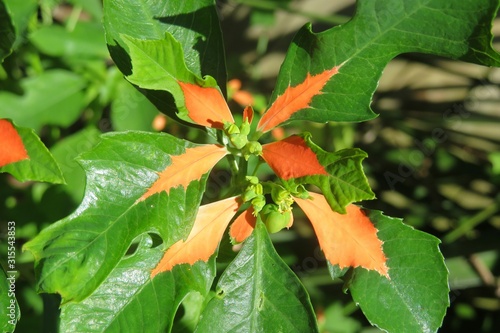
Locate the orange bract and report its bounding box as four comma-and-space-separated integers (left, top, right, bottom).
0, 119, 29, 167
138, 144, 227, 202
151, 196, 241, 277
262, 135, 328, 180
229, 207, 257, 243
295, 192, 389, 278
257, 67, 340, 132
179, 82, 234, 129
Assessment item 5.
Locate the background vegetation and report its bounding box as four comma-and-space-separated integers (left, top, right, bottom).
1, 0, 499, 332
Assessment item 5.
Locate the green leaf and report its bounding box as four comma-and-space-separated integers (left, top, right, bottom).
29, 21, 109, 59
2, 0, 37, 50
270, 0, 500, 125
345, 209, 449, 333
195, 220, 319, 333
111, 80, 159, 132
121, 34, 229, 128
24, 131, 214, 302
59, 234, 215, 333
0, 0, 15, 63
50, 126, 102, 202
0, 120, 65, 184
103, 0, 227, 121
0, 70, 87, 132
0, 267, 20, 332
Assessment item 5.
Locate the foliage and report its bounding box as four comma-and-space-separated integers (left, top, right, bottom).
1, 0, 500, 332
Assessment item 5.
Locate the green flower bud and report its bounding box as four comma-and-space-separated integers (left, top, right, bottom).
242, 183, 263, 202
229, 133, 248, 149
262, 204, 292, 233
251, 195, 266, 214
245, 176, 259, 185
224, 122, 240, 135
240, 119, 251, 136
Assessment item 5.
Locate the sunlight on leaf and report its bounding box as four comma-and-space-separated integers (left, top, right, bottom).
295, 192, 389, 278
151, 196, 241, 277
138, 144, 227, 202
257, 67, 340, 132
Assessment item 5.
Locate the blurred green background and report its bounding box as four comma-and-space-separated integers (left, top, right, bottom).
1, 0, 499, 332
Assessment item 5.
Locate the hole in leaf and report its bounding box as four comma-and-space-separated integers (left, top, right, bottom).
216, 289, 225, 298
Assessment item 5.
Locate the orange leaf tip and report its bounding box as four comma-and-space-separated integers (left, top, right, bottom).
138, 144, 227, 202
295, 192, 389, 278
0, 119, 29, 167
262, 135, 328, 180
178, 82, 234, 129
229, 207, 257, 243
151, 196, 241, 277
257, 66, 340, 132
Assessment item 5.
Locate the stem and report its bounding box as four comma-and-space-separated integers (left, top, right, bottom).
66, 5, 83, 32
232, 0, 350, 25
443, 201, 500, 243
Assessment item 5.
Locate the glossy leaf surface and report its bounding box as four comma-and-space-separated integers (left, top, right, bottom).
270, 0, 500, 126
346, 209, 449, 333
24, 132, 216, 302
59, 235, 215, 333
195, 221, 319, 333
103, 0, 227, 122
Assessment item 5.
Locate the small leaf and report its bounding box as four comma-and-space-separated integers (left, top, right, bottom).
0, 119, 64, 184
262, 135, 328, 179
346, 209, 449, 333
179, 82, 234, 129
195, 220, 319, 333
122, 34, 229, 128
0, 119, 28, 167
257, 67, 340, 132
295, 192, 389, 278
139, 144, 227, 202
263, 134, 374, 213
229, 207, 256, 243
151, 196, 241, 277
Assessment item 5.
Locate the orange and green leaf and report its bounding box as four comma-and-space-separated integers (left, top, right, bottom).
179, 82, 234, 129
151, 196, 241, 277
262, 135, 328, 180
257, 67, 340, 132
138, 144, 227, 202
0, 119, 29, 167
229, 207, 257, 243
295, 192, 389, 278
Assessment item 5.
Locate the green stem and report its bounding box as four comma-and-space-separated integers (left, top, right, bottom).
443, 201, 500, 243
66, 5, 83, 32
232, 0, 350, 25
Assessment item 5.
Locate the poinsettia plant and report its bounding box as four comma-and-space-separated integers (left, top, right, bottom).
1, 0, 500, 332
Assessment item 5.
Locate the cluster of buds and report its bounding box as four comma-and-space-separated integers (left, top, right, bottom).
223, 120, 262, 160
